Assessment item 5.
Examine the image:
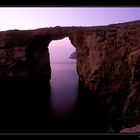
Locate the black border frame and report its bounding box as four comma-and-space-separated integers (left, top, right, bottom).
0, 1, 140, 137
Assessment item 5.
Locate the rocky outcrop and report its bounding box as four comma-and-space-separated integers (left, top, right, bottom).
0, 20, 140, 131
69, 51, 77, 59
120, 124, 140, 133
70, 21, 140, 130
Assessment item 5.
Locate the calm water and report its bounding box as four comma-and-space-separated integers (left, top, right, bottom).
48, 63, 111, 133
50, 63, 79, 118
0, 62, 118, 133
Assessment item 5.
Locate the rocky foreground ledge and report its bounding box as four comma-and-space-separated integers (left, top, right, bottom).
0, 20, 140, 131
120, 124, 140, 133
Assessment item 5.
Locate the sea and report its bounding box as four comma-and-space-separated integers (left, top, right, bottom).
0, 61, 119, 134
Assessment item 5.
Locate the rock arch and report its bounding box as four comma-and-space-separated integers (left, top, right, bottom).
0, 21, 140, 127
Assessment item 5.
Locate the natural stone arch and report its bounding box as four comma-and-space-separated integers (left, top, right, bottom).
0, 21, 140, 129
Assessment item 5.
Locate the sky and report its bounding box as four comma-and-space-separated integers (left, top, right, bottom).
48, 37, 76, 63
0, 7, 140, 62
0, 7, 140, 30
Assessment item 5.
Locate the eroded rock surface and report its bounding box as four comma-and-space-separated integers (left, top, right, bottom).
0, 20, 140, 130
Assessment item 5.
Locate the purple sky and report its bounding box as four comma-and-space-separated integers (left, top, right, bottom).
0, 8, 140, 30
48, 37, 76, 63
0, 7, 140, 62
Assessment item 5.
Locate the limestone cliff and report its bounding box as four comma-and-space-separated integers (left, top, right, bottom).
0, 21, 140, 130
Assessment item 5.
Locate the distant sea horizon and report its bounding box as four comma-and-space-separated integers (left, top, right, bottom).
50, 60, 76, 64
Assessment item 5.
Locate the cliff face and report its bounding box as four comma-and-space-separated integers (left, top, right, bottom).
0, 30, 49, 80
72, 21, 140, 128
0, 20, 140, 129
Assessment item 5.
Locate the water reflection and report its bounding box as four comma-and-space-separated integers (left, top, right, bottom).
49, 63, 110, 133
50, 63, 79, 118
0, 71, 121, 133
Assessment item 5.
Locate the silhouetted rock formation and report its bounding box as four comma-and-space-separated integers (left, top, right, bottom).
69, 52, 77, 59
0, 21, 140, 130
